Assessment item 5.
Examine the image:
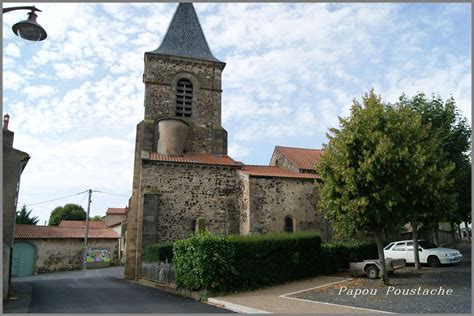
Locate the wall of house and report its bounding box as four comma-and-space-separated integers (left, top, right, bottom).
269, 150, 299, 173
106, 214, 124, 227
110, 224, 126, 261
139, 161, 241, 245
21, 238, 119, 274
3, 134, 28, 299
246, 176, 329, 239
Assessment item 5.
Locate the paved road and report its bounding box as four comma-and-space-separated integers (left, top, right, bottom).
5, 267, 231, 313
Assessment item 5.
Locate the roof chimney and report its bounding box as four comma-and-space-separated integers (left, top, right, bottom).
3, 113, 10, 130
3, 113, 14, 147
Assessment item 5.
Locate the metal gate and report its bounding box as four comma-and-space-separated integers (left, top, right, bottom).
141, 261, 175, 284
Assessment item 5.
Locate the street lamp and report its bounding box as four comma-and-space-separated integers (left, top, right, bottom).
3, 6, 47, 42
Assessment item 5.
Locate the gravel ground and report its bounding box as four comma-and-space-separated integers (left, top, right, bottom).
292, 243, 471, 314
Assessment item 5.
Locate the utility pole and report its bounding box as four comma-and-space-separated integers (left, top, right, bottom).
83, 189, 92, 270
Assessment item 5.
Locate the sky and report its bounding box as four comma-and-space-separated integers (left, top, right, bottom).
3, 2, 471, 225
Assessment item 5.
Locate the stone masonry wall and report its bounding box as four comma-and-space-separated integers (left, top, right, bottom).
140, 161, 241, 245
238, 173, 251, 235
143, 54, 227, 155
269, 150, 300, 173
22, 239, 118, 274
246, 176, 328, 238
125, 122, 144, 280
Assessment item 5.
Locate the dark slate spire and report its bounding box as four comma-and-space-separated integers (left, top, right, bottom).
151, 3, 223, 63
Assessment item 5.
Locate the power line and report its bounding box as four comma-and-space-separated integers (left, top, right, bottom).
24, 190, 89, 207
94, 190, 129, 198
22, 189, 128, 208
77, 191, 89, 206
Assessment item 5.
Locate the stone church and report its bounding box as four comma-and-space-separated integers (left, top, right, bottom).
125, 3, 330, 280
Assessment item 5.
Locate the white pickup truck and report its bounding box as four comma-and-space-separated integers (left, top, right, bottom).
349, 258, 406, 279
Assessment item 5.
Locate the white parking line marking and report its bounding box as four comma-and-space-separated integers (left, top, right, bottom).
280, 277, 394, 314
207, 298, 272, 314
280, 277, 353, 297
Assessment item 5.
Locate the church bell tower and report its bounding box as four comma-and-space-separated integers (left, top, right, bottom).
141, 3, 227, 156
125, 3, 229, 280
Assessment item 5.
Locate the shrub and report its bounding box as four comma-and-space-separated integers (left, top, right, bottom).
143, 242, 174, 262
227, 231, 321, 290
173, 231, 234, 291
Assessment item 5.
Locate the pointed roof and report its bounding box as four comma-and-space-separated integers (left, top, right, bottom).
151, 3, 224, 64
273, 146, 324, 171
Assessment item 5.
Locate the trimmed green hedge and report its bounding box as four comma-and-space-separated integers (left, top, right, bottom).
153, 231, 378, 293
143, 242, 174, 262
227, 231, 321, 290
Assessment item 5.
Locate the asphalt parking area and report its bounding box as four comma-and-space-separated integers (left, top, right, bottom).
290, 260, 471, 313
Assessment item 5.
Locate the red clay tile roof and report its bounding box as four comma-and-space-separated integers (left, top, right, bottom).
148, 152, 243, 167
274, 146, 323, 171
15, 224, 119, 239
240, 165, 320, 179
58, 220, 106, 229
106, 208, 127, 215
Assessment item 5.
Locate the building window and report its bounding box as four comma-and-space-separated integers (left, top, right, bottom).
190, 219, 197, 233
284, 216, 294, 233
176, 79, 193, 117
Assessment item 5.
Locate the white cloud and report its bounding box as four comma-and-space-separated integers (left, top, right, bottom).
53, 61, 96, 79
4, 43, 21, 58
23, 85, 56, 100
3, 71, 24, 91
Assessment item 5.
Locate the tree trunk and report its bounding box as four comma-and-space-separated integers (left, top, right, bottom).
374, 230, 389, 285
411, 220, 421, 270
432, 230, 438, 245
450, 221, 457, 248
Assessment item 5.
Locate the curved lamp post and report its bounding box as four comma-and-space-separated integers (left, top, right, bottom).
3, 6, 47, 41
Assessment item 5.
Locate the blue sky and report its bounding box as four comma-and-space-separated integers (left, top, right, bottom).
3, 2, 471, 224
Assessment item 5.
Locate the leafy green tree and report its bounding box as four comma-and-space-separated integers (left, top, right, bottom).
16, 205, 39, 225
90, 215, 103, 221
48, 203, 86, 226
317, 90, 453, 284
400, 93, 470, 255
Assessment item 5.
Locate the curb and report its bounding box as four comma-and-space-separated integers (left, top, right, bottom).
134, 279, 202, 301
207, 298, 272, 314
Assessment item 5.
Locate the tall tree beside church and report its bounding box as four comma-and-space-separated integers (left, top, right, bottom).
48, 203, 86, 226
316, 90, 452, 284
16, 205, 39, 225
400, 93, 471, 260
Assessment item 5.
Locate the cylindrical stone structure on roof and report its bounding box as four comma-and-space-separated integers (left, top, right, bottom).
157, 118, 189, 156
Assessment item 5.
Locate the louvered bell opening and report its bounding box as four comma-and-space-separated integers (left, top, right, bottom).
176, 79, 193, 117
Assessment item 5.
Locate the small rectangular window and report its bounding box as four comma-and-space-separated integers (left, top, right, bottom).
176, 79, 193, 117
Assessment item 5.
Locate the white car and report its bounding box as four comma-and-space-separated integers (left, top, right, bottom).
384, 240, 462, 267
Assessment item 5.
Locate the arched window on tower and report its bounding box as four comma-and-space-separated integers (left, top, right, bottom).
284, 216, 294, 233
176, 79, 193, 117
